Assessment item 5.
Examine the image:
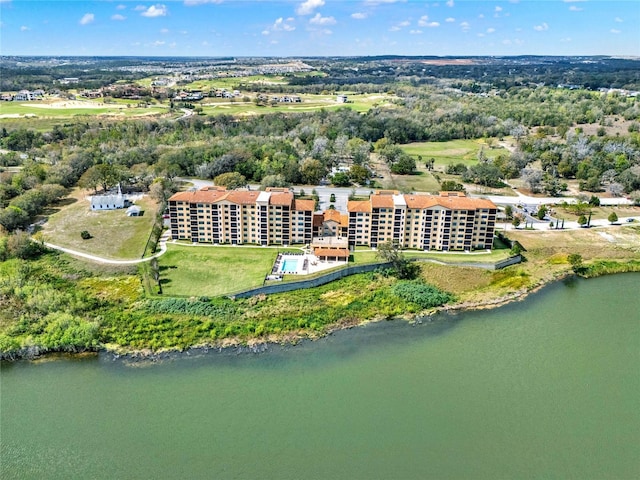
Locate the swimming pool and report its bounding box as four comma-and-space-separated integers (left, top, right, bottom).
280, 258, 299, 273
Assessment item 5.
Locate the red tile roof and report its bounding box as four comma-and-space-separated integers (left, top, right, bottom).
323, 209, 342, 223
294, 199, 315, 211
269, 192, 294, 206
347, 200, 372, 213
314, 248, 350, 258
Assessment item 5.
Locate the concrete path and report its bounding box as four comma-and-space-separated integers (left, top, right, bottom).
44, 231, 170, 265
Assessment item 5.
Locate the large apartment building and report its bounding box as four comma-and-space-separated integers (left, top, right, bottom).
168, 187, 497, 251
346, 191, 497, 251
168, 187, 315, 245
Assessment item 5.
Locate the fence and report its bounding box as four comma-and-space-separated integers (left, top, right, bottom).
230, 262, 392, 298
230, 254, 522, 299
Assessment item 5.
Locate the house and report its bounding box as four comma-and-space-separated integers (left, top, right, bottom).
90, 186, 129, 210
14, 90, 35, 101
336, 94, 348, 103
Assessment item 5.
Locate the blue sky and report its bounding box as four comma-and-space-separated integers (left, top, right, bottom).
1, 1, 638, 57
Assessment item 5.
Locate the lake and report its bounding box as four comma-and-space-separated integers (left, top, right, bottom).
2, 273, 639, 479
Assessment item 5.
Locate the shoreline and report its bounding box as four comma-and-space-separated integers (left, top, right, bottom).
2, 262, 638, 364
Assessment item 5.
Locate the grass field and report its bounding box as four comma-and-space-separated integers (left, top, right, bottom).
158, 244, 280, 297
401, 139, 510, 168
156, 241, 514, 297
41, 190, 159, 260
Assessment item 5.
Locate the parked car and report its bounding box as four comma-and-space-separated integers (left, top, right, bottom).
626, 218, 635, 222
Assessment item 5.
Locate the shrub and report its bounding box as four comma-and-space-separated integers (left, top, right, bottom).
391, 280, 455, 309
80, 230, 92, 240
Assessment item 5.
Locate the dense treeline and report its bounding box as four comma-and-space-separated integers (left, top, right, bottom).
1, 78, 640, 234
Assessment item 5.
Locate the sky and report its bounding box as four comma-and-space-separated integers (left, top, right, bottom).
1, 0, 639, 57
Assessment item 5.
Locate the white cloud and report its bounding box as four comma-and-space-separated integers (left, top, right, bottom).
116, 4, 126, 9
364, 0, 406, 5
141, 5, 167, 17
533, 22, 549, 31
151, 40, 165, 46
460, 21, 470, 31
614, 17, 623, 23
390, 19, 410, 31
569, 5, 582, 11
427, 22, 440, 27
610, 29, 621, 34
445, 17, 455, 23
418, 15, 428, 27
409, 29, 423, 34
487, 27, 495, 33
111, 14, 126, 21
495, 6, 502, 12
20, 25, 30, 31
184, 0, 223, 5
160, 28, 169, 33
296, 0, 324, 16
310, 13, 336, 26
134, 5, 146, 11
79, 13, 95, 25
446, 0, 454, 7
351, 12, 368, 20
264, 17, 296, 34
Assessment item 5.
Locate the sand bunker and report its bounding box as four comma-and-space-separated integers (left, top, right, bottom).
24, 100, 127, 110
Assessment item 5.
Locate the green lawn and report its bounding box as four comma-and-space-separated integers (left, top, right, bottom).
41, 192, 159, 260
401, 139, 509, 168
351, 246, 511, 265
158, 244, 280, 297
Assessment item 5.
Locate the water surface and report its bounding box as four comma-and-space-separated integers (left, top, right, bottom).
2, 274, 639, 479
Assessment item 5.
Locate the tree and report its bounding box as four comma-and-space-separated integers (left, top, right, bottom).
542, 176, 564, 197
150, 257, 162, 294
567, 253, 583, 273
504, 205, 513, 219
376, 240, 419, 279
608, 212, 618, 224
78, 164, 124, 193
261, 174, 288, 188
440, 180, 465, 192
536, 205, 548, 220
7, 231, 43, 259
0, 206, 29, 233
521, 168, 544, 193
390, 156, 416, 175
349, 164, 371, 185
577, 215, 588, 227
213, 172, 247, 190
299, 158, 326, 185
511, 216, 521, 229
331, 172, 351, 187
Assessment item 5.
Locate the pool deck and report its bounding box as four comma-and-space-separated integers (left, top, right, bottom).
272, 252, 348, 277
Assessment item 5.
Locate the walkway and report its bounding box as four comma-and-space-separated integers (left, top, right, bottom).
43, 231, 170, 265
